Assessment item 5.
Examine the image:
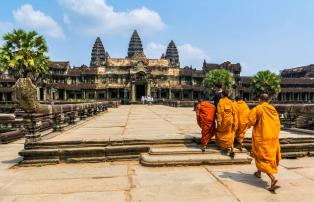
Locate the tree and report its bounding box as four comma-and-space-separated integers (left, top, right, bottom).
251, 70, 281, 99
203, 69, 234, 91
0, 29, 50, 83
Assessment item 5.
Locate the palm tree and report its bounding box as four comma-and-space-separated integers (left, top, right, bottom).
0, 29, 50, 83
203, 69, 234, 92
251, 70, 281, 99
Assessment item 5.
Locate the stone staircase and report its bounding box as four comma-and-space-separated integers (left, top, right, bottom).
140, 145, 252, 167
18, 137, 314, 166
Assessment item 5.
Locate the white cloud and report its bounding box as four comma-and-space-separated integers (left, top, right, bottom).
60, 0, 166, 35
178, 44, 209, 68
145, 42, 209, 68
145, 42, 167, 58
0, 21, 14, 34
13, 4, 64, 38
63, 14, 71, 24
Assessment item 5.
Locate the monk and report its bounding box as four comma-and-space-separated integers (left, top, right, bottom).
247, 93, 281, 191
215, 91, 238, 157
196, 95, 216, 152
234, 96, 250, 150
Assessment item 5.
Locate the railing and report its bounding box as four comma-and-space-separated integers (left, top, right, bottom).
0, 101, 111, 144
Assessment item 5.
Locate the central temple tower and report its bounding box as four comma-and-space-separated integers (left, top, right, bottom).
127, 30, 144, 58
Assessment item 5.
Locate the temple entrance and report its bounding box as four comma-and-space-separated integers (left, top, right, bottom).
136, 84, 146, 100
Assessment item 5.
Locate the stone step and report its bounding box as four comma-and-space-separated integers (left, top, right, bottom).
20, 158, 59, 166
140, 152, 252, 167
149, 146, 247, 155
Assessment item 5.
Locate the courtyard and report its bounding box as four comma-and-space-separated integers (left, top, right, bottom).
0, 105, 314, 202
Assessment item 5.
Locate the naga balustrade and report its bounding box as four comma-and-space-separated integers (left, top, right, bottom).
20, 102, 109, 143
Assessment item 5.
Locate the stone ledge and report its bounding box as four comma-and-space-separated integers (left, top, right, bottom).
140, 153, 252, 167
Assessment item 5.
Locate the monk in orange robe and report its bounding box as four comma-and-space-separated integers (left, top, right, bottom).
247, 93, 281, 191
196, 95, 216, 152
215, 91, 238, 156
234, 96, 250, 150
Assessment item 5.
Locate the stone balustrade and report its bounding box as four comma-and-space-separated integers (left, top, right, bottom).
19, 102, 109, 143
0, 101, 117, 144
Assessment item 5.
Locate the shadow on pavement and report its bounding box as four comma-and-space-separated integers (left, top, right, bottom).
219, 171, 269, 189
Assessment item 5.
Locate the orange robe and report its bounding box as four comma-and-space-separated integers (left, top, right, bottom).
247, 102, 281, 174
215, 97, 238, 148
196, 101, 216, 146
235, 100, 250, 145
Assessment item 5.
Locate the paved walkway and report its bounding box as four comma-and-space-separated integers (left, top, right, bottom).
44, 105, 312, 142
1, 105, 314, 201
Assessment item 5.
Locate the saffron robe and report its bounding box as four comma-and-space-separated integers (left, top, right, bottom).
215, 97, 238, 148
235, 100, 250, 145
196, 101, 216, 146
247, 102, 281, 174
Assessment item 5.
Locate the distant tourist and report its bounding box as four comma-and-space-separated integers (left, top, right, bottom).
141, 96, 145, 104
196, 95, 216, 152
193, 99, 200, 111
213, 83, 223, 108
247, 93, 281, 191
147, 96, 153, 105
215, 90, 238, 157
234, 96, 250, 150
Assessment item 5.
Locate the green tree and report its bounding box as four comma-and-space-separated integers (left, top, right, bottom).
0, 29, 50, 82
251, 70, 281, 98
203, 69, 234, 91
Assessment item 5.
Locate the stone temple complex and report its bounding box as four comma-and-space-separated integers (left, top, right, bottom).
0, 29, 314, 103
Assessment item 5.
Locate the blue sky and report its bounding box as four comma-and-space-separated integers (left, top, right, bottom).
1, 0, 314, 75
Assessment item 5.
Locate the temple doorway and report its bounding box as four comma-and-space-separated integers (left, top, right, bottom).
136, 84, 146, 100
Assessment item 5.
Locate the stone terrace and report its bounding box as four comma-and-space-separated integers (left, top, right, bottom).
1, 105, 314, 201
42, 105, 312, 142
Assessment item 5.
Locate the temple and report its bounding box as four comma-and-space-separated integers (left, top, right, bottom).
0, 30, 314, 103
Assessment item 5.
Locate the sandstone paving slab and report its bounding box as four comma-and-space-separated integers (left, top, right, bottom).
0, 176, 128, 195
280, 157, 314, 169
209, 164, 314, 202
130, 165, 237, 202
0, 191, 125, 202
13, 163, 128, 181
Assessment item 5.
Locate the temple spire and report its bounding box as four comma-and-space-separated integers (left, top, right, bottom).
127, 30, 144, 58
165, 40, 180, 67
90, 37, 108, 67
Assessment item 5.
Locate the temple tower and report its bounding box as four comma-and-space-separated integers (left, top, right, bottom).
90, 37, 108, 67
127, 30, 144, 58
165, 40, 180, 67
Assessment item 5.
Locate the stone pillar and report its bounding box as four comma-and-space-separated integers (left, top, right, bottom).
36, 87, 40, 101
131, 84, 136, 102
169, 88, 172, 100
24, 114, 42, 143
94, 90, 97, 99
117, 89, 120, 99
64, 90, 67, 100
147, 83, 151, 97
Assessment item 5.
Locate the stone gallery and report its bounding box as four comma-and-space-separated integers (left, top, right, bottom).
1, 30, 313, 103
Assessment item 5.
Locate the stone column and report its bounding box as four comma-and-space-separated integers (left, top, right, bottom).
64, 90, 67, 100
94, 90, 97, 99
147, 83, 151, 97
131, 84, 136, 102
36, 87, 40, 101
169, 88, 172, 100
117, 89, 120, 99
